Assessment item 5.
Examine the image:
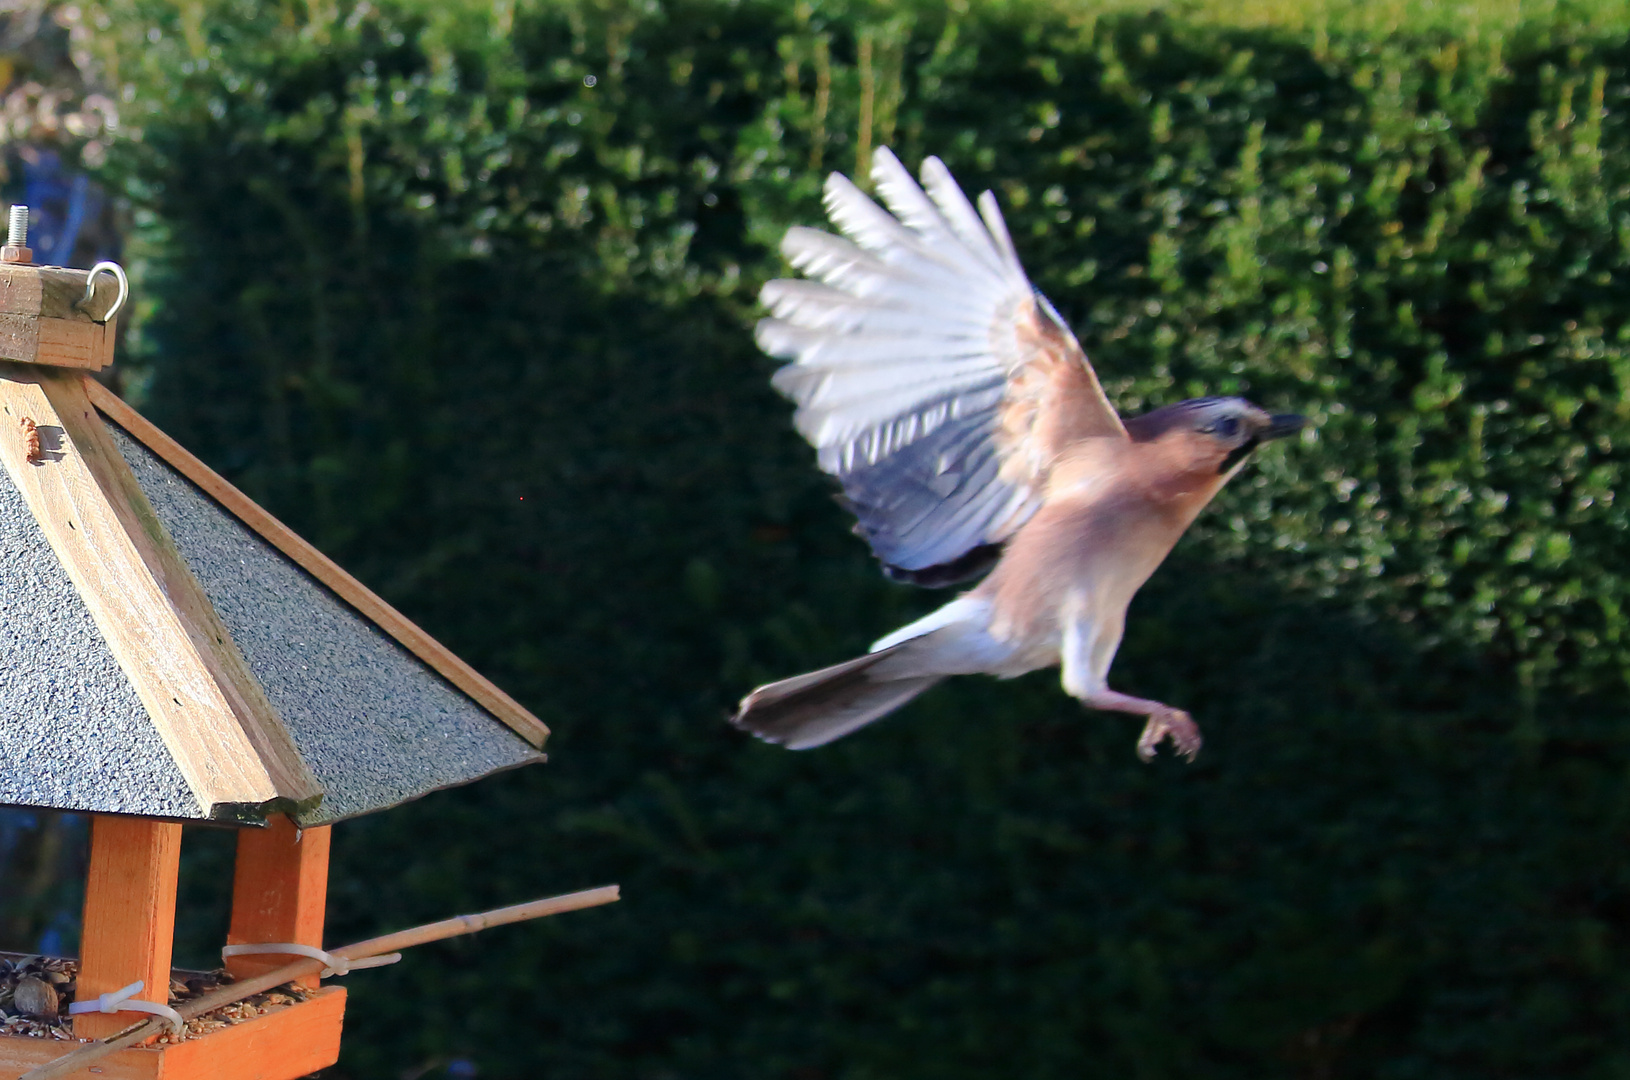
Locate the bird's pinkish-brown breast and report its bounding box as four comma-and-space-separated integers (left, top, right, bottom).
976, 434, 1222, 646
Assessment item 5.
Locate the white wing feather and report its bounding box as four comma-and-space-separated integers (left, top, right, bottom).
758, 147, 1121, 578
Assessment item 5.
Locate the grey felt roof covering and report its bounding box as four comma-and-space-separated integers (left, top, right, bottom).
0, 462, 200, 816
0, 404, 544, 825
111, 428, 543, 824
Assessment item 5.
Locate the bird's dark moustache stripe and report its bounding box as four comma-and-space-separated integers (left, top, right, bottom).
1218, 436, 1261, 475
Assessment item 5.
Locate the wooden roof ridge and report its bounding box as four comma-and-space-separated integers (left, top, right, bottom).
0, 364, 321, 819
83, 375, 551, 751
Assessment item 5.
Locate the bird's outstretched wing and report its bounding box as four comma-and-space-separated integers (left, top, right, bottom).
758, 147, 1127, 584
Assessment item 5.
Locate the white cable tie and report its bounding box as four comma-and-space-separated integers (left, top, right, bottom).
220, 942, 402, 978
66, 980, 185, 1036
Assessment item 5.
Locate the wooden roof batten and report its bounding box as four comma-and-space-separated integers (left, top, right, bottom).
0, 364, 320, 821
0, 253, 547, 827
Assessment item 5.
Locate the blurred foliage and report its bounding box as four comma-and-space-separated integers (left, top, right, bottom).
31, 0, 1630, 1075
0, 0, 119, 168
0, 812, 81, 954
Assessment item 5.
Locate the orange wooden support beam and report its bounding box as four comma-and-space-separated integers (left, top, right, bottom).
75, 815, 182, 1041
225, 816, 331, 989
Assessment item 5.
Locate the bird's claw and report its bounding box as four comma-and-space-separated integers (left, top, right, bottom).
1137, 709, 1201, 762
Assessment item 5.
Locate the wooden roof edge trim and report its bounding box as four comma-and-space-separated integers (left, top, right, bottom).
85, 378, 551, 750
43, 371, 323, 811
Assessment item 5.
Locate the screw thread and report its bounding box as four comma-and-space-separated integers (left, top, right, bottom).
6, 205, 26, 248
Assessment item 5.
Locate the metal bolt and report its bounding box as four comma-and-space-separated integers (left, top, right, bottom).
1, 205, 31, 265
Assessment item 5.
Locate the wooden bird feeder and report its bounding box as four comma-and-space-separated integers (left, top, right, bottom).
0, 214, 558, 1079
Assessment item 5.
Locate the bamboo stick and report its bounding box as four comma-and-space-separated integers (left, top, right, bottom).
331, 885, 619, 960
20, 884, 619, 1080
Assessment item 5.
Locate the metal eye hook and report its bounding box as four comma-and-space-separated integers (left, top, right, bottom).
79, 261, 129, 324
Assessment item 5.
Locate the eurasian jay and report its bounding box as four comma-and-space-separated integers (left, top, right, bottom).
732, 148, 1305, 760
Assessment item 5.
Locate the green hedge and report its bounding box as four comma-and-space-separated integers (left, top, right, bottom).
83, 1, 1630, 1076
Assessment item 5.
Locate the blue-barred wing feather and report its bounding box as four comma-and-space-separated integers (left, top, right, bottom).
756, 146, 1126, 582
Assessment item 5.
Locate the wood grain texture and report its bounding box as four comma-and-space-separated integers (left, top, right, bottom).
41, 371, 321, 817
0, 314, 37, 364
0, 364, 317, 817
2, 987, 346, 1080
0, 266, 92, 318
153, 985, 345, 1080
0, 267, 117, 369
84, 377, 551, 750
74, 817, 182, 1042
226, 817, 330, 989
35, 318, 113, 371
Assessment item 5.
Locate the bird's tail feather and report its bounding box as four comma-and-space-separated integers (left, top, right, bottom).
733, 644, 943, 749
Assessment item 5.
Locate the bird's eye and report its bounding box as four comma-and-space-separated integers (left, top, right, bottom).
1213, 416, 1240, 439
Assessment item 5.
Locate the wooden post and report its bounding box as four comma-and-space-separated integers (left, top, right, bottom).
225, 816, 330, 989
75, 815, 182, 1040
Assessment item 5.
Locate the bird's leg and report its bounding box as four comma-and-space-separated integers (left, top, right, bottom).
1075, 689, 1201, 762
1061, 607, 1201, 761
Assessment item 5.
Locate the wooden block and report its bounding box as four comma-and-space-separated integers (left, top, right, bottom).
84, 377, 552, 750
0, 364, 322, 819
0, 266, 117, 370
75, 817, 182, 1042
0, 315, 35, 364
0, 266, 87, 319
35, 317, 114, 371
227, 818, 331, 989
0, 986, 346, 1080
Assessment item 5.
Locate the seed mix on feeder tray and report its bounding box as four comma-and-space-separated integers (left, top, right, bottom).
0, 954, 311, 1043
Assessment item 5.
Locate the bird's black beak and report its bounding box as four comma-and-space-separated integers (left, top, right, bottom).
1261, 413, 1307, 442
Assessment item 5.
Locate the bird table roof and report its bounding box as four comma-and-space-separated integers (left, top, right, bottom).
0, 362, 547, 826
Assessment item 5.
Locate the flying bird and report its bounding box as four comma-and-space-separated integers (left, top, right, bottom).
733, 148, 1305, 760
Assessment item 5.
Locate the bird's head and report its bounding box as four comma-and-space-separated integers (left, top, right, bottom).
1127, 396, 1307, 479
